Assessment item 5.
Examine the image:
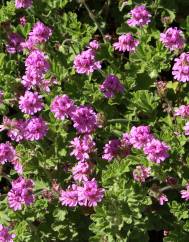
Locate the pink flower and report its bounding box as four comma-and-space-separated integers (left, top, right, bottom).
181, 183, 189, 201
19, 16, 27, 26
6, 33, 24, 54
72, 161, 92, 182
70, 135, 96, 162
172, 52, 189, 82
127, 5, 151, 27
11, 158, 23, 174
100, 75, 124, 98
24, 21, 52, 49
51, 95, 75, 120
129, 125, 153, 149
0, 143, 16, 164
59, 184, 79, 207
73, 49, 101, 75
160, 27, 185, 51
183, 122, 189, 136
143, 139, 170, 163
15, 0, 32, 9
174, 105, 189, 118
24, 117, 48, 141
0, 117, 25, 142
77, 179, 105, 207
158, 193, 168, 205
113, 33, 139, 52
71, 106, 98, 134
87, 40, 100, 50
0, 224, 16, 242
19, 91, 44, 115
102, 139, 121, 161
8, 177, 35, 211
133, 165, 151, 182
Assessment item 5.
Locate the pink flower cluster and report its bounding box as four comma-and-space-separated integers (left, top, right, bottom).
181, 183, 189, 201
22, 50, 50, 89
113, 33, 139, 53
102, 125, 170, 164
72, 161, 93, 182
183, 122, 189, 136
19, 91, 44, 115
15, 0, 32, 9
59, 178, 104, 207
70, 135, 96, 162
0, 142, 15, 164
100, 75, 124, 98
160, 27, 185, 51
8, 177, 35, 211
158, 193, 168, 205
73, 49, 101, 75
0, 116, 48, 142
0, 224, 15, 242
51, 94, 98, 134
6, 33, 24, 54
87, 40, 100, 50
102, 133, 131, 162
172, 52, 189, 82
51, 95, 75, 120
127, 5, 151, 27
23, 21, 52, 49
174, 105, 189, 117
133, 165, 151, 182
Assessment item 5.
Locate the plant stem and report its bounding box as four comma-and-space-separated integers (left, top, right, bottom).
107, 119, 128, 123
82, 0, 105, 42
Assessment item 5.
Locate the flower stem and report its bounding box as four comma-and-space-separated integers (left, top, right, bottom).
82, 0, 105, 42
107, 119, 128, 124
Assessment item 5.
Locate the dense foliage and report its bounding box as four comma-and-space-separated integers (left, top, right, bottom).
1, 0, 189, 241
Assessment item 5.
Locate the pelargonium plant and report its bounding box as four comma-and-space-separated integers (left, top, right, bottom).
0, 0, 189, 241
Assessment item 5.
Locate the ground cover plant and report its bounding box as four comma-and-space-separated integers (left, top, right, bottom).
1, 0, 189, 241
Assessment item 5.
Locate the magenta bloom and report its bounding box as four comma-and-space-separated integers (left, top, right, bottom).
183, 122, 189, 136
172, 52, 189, 82
8, 177, 35, 211
87, 40, 100, 50
143, 139, 170, 163
129, 125, 153, 149
22, 50, 50, 89
160, 27, 185, 51
127, 5, 151, 27
113, 33, 139, 52
0, 224, 16, 242
0, 117, 25, 142
59, 184, 79, 207
24, 117, 48, 141
102, 139, 121, 161
15, 0, 32, 8
6, 33, 24, 54
24, 21, 52, 48
0, 143, 15, 164
70, 135, 96, 162
181, 183, 189, 201
133, 165, 151, 182
20, 16, 27, 26
11, 158, 23, 174
72, 161, 92, 182
158, 193, 168, 205
51, 95, 75, 120
100, 75, 124, 98
78, 179, 104, 207
19, 91, 44, 115
73, 49, 101, 75
25, 50, 50, 72
174, 105, 189, 118
71, 106, 98, 134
